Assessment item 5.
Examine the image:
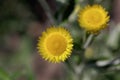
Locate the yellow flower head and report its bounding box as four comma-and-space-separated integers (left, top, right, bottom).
37, 27, 73, 63
78, 4, 110, 33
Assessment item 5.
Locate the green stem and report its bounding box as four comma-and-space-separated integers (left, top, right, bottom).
78, 34, 94, 80
38, 0, 56, 24
83, 34, 94, 49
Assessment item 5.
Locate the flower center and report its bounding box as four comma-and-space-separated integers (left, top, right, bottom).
45, 33, 67, 56
83, 9, 103, 26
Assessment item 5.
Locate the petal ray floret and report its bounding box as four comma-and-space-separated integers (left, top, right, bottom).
37, 27, 73, 63
78, 4, 110, 33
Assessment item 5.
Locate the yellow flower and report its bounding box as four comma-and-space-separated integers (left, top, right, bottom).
37, 27, 73, 63
78, 4, 110, 33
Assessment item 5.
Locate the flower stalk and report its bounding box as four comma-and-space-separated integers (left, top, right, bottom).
83, 34, 94, 49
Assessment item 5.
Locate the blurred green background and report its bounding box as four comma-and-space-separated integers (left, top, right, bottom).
1, 0, 120, 80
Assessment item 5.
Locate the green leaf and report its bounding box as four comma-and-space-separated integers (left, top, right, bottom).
0, 67, 10, 80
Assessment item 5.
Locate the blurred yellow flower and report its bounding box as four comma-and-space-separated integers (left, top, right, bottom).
85, 47, 94, 59
37, 27, 73, 63
78, 5, 109, 33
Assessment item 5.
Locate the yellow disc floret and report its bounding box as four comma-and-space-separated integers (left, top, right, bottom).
78, 5, 110, 33
37, 27, 73, 63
